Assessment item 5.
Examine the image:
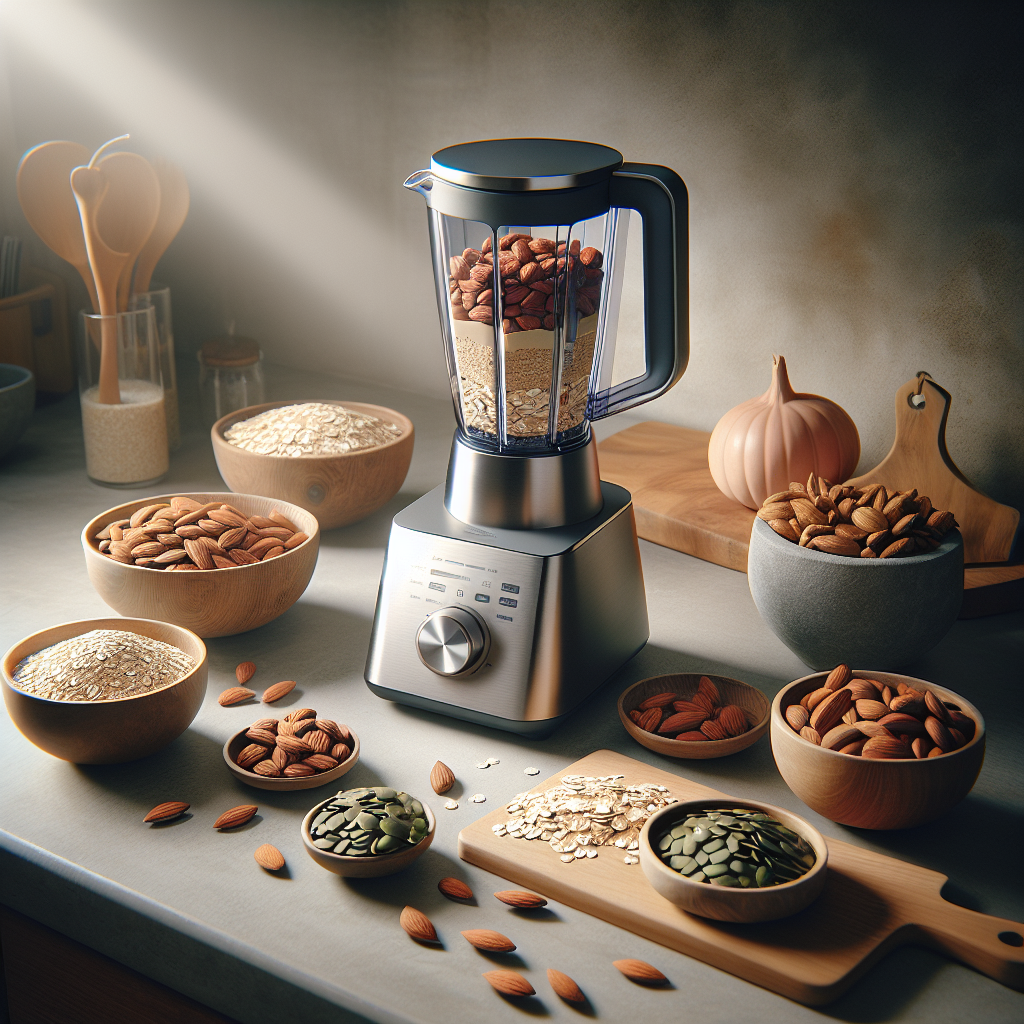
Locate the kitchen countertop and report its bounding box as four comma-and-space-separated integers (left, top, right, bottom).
1, 365, 1022, 1024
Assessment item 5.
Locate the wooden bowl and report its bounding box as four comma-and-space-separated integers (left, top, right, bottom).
1, 617, 207, 764
300, 795, 436, 878
771, 670, 986, 830
639, 798, 828, 923
223, 725, 360, 791
82, 492, 319, 638
211, 400, 414, 530
618, 673, 770, 759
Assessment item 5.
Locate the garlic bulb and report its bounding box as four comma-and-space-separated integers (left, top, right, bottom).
708, 355, 860, 509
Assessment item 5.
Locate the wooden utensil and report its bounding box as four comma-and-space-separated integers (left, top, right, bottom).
459, 749, 1024, 1006
847, 372, 1019, 564
15, 141, 98, 312
133, 157, 189, 294
95, 151, 161, 312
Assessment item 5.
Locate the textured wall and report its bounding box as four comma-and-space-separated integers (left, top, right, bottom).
1, 0, 1021, 510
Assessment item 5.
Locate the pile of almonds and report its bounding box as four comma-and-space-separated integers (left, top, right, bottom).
757, 473, 957, 558
785, 664, 976, 759
93, 496, 308, 570
234, 707, 353, 779
449, 233, 604, 333
627, 676, 753, 742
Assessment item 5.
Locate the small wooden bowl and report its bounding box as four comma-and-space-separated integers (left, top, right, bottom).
223, 725, 360, 791
211, 400, 414, 530
618, 673, 770, 759
1, 617, 207, 764
82, 492, 319, 638
300, 795, 436, 878
639, 798, 828, 923
771, 670, 986, 830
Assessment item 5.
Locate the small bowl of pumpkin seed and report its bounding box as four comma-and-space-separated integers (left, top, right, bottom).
301, 786, 435, 878
639, 798, 828, 923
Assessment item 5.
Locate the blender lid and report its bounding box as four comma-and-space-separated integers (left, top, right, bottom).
430, 138, 623, 192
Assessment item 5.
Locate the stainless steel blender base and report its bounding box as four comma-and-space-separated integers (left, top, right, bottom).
364, 481, 649, 735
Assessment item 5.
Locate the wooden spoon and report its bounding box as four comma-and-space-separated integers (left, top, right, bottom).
133, 157, 189, 294
16, 141, 98, 311
96, 152, 161, 311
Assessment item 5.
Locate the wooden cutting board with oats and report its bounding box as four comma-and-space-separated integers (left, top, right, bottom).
458, 749, 1024, 1005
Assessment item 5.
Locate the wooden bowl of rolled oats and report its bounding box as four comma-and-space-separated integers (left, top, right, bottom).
1, 617, 207, 763
211, 400, 414, 530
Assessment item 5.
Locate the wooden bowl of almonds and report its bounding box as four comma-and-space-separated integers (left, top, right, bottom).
211, 400, 414, 530
1, 617, 207, 764
771, 669, 985, 829
82, 492, 319, 638
618, 674, 770, 759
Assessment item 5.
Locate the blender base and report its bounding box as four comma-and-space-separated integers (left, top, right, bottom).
364, 481, 649, 736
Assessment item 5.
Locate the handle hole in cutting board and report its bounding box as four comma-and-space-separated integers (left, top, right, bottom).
998, 931, 1023, 947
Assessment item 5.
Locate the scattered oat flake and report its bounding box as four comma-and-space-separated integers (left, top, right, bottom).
524, 767, 540, 775
445, 799, 459, 810
476, 762, 490, 769
470, 794, 487, 803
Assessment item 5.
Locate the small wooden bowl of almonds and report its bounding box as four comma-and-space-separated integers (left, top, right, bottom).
82, 492, 319, 638
618, 674, 770, 759
223, 707, 360, 791
771, 667, 985, 829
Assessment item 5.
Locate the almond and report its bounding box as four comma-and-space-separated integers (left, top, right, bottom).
271, 746, 292, 769
820, 724, 863, 750
305, 729, 331, 754
284, 707, 316, 723
547, 969, 585, 1003
314, 719, 343, 741
658, 710, 705, 734
824, 664, 852, 691
809, 688, 853, 735
276, 734, 312, 756
700, 719, 728, 740
260, 679, 296, 704
400, 905, 439, 944
862, 736, 911, 760
800, 725, 822, 745
438, 877, 474, 900
253, 760, 280, 777
250, 717, 278, 731
236, 743, 269, 770
482, 970, 534, 997
254, 843, 285, 871
214, 804, 258, 829
691, 691, 716, 715
718, 704, 749, 737
805, 687, 832, 711
302, 754, 338, 771
494, 890, 547, 909
696, 676, 720, 704
218, 686, 255, 707
912, 736, 934, 758
330, 743, 352, 762
675, 731, 707, 741
430, 760, 456, 794
638, 691, 677, 710
878, 712, 926, 736
671, 699, 708, 715
283, 763, 315, 777
785, 705, 809, 731
636, 708, 662, 733
924, 690, 952, 725
613, 959, 668, 984
925, 715, 956, 752
144, 801, 189, 823
219, 527, 248, 550
855, 699, 889, 721
462, 929, 516, 952
245, 727, 277, 747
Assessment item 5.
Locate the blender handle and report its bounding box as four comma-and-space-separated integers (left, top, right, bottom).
590, 163, 689, 420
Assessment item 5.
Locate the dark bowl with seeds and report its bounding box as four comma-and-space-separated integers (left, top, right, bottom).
639, 799, 828, 923
301, 786, 436, 878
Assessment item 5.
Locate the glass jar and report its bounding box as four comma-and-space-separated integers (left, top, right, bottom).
197, 335, 265, 427
77, 305, 168, 487
130, 283, 180, 450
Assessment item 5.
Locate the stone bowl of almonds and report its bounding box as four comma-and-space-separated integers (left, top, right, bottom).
301, 786, 435, 878
2, 617, 207, 763
771, 666, 985, 829
82, 492, 319, 638
211, 400, 414, 530
639, 799, 828, 923
747, 478, 963, 670
223, 707, 359, 791
618, 674, 771, 759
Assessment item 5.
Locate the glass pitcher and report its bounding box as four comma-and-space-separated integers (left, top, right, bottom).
405, 139, 689, 457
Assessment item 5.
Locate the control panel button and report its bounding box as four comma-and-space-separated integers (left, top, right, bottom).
498, 596, 517, 608
497, 614, 513, 622
474, 593, 490, 603
428, 582, 445, 592
501, 583, 520, 594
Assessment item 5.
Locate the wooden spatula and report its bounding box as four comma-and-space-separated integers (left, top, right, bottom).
847, 373, 1019, 564
133, 157, 189, 294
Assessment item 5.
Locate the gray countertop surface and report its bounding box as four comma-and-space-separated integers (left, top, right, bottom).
1, 365, 1022, 1024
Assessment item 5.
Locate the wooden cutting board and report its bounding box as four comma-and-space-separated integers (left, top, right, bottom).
459, 749, 1024, 1006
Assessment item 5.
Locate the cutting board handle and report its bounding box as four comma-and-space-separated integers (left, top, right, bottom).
912, 890, 1024, 990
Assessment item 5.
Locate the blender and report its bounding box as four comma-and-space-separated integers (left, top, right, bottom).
365, 138, 688, 736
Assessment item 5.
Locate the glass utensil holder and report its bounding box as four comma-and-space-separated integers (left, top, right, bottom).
130, 284, 180, 450
77, 306, 168, 487
197, 335, 265, 427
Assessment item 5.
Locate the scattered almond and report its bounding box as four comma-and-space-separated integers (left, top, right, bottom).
613, 959, 668, 984
213, 805, 258, 830
262, 680, 296, 703
218, 686, 255, 707
430, 760, 456, 794
494, 890, 547, 909
400, 905, 439, 944
438, 877, 474, 900
482, 970, 534, 997
253, 843, 285, 871
547, 968, 585, 1004
144, 801, 189, 823
462, 929, 516, 952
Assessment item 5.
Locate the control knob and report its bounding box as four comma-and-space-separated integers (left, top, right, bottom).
415, 606, 489, 676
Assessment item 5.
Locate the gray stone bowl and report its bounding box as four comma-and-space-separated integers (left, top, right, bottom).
747, 517, 963, 670
0, 364, 35, 460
